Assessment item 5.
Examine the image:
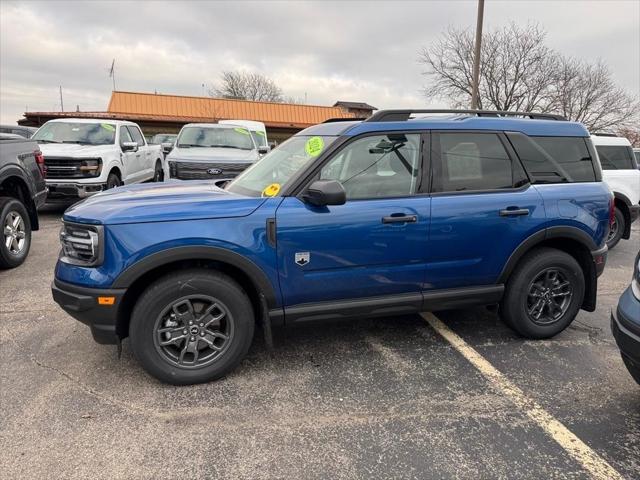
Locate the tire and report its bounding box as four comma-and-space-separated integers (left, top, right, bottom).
106, 172, 121, 190
500, 247, 585, 339
621, 354, 640, 385
0, 197, 32, 269
153, 161, 164, 182
606, 207, 625, 250
129, 269, 255, 385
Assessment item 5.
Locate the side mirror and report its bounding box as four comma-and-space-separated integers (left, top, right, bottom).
161, 142, 173, 154
257, 145, 269, 155
302, 180, 346, 207
122, 141, 138, 152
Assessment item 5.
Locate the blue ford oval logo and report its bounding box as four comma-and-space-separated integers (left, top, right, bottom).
207, 168, 222, 175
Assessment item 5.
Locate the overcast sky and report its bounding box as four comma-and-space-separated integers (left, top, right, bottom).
1, 0, 638, 124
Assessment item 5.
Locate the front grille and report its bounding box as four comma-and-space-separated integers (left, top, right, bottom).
44, 157, 101, 179
170, 161, 252, 180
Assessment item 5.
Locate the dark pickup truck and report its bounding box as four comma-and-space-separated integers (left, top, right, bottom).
0, 135, 47, 268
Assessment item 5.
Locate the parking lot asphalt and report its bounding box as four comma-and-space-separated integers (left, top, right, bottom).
1, 206, 639, 479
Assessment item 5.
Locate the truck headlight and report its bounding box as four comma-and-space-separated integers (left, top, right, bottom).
59, 222, 104, 266
79, 158, 103, 177
633, 251, 640, 301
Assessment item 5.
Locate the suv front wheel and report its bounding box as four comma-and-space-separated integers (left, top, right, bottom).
501, 247, 585, 339
129, 269, 255, 385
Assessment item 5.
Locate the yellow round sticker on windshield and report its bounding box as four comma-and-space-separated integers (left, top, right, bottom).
234, 127, 250, 135
305, 136, 324, 157
262, 183, 281, 197
101, 123, 115, 131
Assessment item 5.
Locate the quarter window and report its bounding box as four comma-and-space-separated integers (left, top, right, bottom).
434, 133, 517, 192
596, 145, 635, 170
507, 134, 596, 183
319, 133, 421, 199
119, 126, 133, 147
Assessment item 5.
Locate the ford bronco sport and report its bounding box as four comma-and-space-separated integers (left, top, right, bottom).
52, 109, 612, 385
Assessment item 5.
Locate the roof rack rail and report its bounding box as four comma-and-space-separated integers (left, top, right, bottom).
322, 117, 366, 124
365, 109, 567, 123
591, 132, 618, 137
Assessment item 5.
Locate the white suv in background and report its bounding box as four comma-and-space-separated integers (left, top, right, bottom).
591, 134, 640, 249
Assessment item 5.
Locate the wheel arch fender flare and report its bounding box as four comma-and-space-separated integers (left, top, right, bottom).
111, 246, 278, 308
497, 226, 598, 284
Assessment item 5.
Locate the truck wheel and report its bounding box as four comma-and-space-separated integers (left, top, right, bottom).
129, 269, 255, 385
106, 172, 120, 190
0, 197, 32, 269
606, 207, 624, 250
153, 161, 164, 182
500, 247, 584, 339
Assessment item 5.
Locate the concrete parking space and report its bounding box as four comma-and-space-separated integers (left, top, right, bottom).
1, 207, 638, 479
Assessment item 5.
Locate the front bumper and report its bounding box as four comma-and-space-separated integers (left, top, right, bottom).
611, 285, 640, 366
46, 182, 106, 200
51, 279, 125, 344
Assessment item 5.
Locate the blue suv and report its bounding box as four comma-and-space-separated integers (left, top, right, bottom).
52, 110, 612, 384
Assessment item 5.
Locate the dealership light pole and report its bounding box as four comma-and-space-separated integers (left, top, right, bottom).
471, 0, 485, 109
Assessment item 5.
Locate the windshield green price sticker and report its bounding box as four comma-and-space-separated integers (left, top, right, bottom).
234, 127, 250, 135
101, 124, 115, 131
305, 136, 324, 157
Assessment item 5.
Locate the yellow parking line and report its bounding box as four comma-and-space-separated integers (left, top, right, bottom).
421, 312, 624, 480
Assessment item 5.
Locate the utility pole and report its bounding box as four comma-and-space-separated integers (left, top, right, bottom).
471, 0, 485, 109
109, 59, 116, 91
59, 86, 64, 112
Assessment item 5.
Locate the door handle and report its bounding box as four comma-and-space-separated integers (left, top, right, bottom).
499, 208, 530, 217
382, 214, 418, 224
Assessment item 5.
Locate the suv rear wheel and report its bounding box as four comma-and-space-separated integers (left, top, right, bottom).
129, 269, 255, 385
0, 196, 32, 269
500, 247, 584, 339
606, 206, 624, 250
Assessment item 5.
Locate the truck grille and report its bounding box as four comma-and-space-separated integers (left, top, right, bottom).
44, 157, 101, 179
169, 161, 252, 180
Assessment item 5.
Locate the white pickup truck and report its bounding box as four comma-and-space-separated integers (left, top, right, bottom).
32, 118, 164, 200
591, 134, 640, 249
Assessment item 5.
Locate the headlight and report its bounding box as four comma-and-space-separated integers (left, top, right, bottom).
59, 222, 104, 266
79, 158, 102, 177
632, 251, 640, 301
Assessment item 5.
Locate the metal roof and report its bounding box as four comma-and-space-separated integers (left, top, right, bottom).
105, 91, 356, 128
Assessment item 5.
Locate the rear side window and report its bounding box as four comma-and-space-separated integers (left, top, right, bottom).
596, 145, 635, 170
433, 132, 523, 192
506, 133, 596, 183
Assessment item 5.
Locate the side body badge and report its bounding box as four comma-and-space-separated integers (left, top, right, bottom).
295, 252, 310, 266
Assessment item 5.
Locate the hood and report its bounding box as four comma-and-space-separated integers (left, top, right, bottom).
63, 180, 266, 225
39, 143, 116, 157
167, 146, 258, 163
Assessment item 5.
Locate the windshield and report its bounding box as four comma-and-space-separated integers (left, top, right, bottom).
226, 135, 336, 197
177, 126, 254, 150
33, 122, 116, 145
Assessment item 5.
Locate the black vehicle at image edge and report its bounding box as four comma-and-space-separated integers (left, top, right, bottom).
0, 135, 47, 268
612, 250, 640, 385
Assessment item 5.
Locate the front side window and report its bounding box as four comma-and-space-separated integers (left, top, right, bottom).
434, 133, 516, 192
32, 122, 116, 145
127, 126, 145, 146
507, 134, 596, 183
319, 133, 421, 199
177, 126, 255, 150
596, 145, 635, 170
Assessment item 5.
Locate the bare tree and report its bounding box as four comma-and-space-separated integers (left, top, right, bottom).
419, 23, 557, 111
550, 57, 638, 131
212, 71, 283, 102
419, 22, 639, 131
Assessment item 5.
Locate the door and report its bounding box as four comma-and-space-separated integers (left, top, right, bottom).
118, 126, 138, 183
126, 126, 149, 182
427, 131, 546, 289
275, 132, 430, 307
